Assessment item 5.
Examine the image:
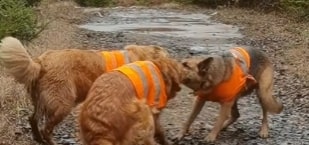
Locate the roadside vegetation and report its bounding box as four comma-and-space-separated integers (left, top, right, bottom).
0, 0, 306, 42
0, 0, 45, 41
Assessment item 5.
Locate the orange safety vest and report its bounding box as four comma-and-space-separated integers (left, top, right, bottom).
199, 47, 256, 102
101, 50, 130, 71
115, 61, 167, 109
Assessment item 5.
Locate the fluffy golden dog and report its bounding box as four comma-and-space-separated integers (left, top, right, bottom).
79, 57, 192, 145
0, 36, 169, 145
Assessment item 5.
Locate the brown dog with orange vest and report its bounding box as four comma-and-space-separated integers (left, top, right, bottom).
177, 47, 284, 142
79, 58, 193, 145
0, 36, 169, 145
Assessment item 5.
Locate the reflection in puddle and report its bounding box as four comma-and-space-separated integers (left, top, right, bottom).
80, 8, 244, 52
80, 8, 242, 39
123, 27, 186, 32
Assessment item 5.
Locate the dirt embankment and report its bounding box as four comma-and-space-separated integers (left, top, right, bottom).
0, 1, 308, 145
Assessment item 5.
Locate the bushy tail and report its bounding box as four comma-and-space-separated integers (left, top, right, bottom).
0, 36, 41, 85
258, 66, 283, 114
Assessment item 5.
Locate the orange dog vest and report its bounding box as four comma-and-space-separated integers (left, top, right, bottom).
101, 50, 130, 71
115, 61, 167, 109
199, 47, 256, 102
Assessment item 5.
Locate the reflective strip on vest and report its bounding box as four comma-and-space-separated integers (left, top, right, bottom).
115, 61, 167, 109
101, 50, 130, 71
230, 47, 250, 75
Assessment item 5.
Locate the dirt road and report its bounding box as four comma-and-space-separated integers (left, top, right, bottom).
0, 2, 308, 145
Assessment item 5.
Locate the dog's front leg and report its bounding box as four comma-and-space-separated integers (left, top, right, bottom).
205, 101, 234, 142
176, 97, 206, 140
153, 111, 170, 145
222, 99, 240, 129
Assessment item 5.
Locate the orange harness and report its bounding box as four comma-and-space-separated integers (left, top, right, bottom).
199, 47, 256, 102
101, 50, 130, 71
115, 61, 167, 109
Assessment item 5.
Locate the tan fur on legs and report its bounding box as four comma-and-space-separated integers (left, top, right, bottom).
257, 65, 283, 114
125, 100, 156, 145
205, 100, 235, 142
28, 104, 44, 143
256, 64, 283, 138
222, 99, 240, 129
259, 105, 269, 138
176, 97, 206, 140
41, 101, 73, 145
153, 113, 170, 145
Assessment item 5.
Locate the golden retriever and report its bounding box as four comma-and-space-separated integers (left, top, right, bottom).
78, 57, 193, 145
0, 36, 169, 145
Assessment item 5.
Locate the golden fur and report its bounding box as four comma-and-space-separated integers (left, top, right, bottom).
0, 36, 169, 145
179, 47, 283, 142
79, 57, 189, 145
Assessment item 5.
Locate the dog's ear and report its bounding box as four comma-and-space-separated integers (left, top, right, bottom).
197, 57, 213, 75
151, 45, 169, 57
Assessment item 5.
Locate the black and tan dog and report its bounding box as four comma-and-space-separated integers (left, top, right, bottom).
179, 47, 284, 142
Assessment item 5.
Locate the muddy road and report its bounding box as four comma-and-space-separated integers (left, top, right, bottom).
15, 6, 309, 145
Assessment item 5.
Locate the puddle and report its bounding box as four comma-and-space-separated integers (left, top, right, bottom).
79, 8, 244, 53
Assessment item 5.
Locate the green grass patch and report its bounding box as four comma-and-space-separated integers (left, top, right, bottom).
0, 0, 43, 41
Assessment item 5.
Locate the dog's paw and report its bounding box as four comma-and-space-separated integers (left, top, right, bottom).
259, 129, 269, 138
172, 134, 184, 144
174, 133, 185, 140
204, 134, 217, 143
259, 125, 269, 138
173, 129, 189, 141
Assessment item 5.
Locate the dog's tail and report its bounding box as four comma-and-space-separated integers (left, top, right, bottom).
258, 66, 283, 114
0, 36, 41, 85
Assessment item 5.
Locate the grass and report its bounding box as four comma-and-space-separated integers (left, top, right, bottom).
0, 0, 42, 41
0, 70, 32, 145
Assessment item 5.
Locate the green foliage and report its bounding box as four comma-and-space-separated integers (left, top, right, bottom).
0, 0, 41, 41
24, 0, 42, 6
280, 0, 309, 20
136, 0, 151, 5
74, 0, 115, 7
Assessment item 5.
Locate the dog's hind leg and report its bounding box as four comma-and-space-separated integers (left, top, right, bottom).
29, 103, 44, 143
258, 101, 269, 138
153, 114, 170, 145
205, 100, 234, 142
257, 88, 270, 138
144, 137, 157, 145
176, 97, 206, 140
256, 66, 283, 138
222, 99, 240, 129
41, 101, 73, 145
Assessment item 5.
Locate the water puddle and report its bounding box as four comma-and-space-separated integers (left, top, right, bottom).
79, 7, 244, 53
